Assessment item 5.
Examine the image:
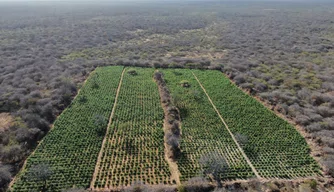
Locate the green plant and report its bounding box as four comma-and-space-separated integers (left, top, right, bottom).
12, 66, 124, 191
127, 69, 138, 76
193, 69, 319, 178
161, 69, 254, 182
180, 80, 190, 88
177, 184, 186, 192
93, 68, 171, 189
307, 179, 317, 189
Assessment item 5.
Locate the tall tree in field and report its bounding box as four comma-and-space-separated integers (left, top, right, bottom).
199, 152, 228, 188
28, 164, 53, 192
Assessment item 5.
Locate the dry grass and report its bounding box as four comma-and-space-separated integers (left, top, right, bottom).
165, 51, 225, 61
0, 113, 13, 132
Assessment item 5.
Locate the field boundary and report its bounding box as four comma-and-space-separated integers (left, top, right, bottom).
192, 72, 261, 179
8, 70, 98, 190
154, 70, 181, 185
90, 68, 125, 190
221, 72, 326, 178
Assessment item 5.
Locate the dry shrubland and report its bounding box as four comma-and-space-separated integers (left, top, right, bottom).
1, 0, 334, 191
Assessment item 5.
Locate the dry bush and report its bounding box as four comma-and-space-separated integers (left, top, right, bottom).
184, 177, 214, 192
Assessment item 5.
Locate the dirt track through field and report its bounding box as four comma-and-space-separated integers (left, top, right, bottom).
90, 68, 125, 190
154, 70, 181, 185
192, 72, 261, 179
164, 142, 181, 185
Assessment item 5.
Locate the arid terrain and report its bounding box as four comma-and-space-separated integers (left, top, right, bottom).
0, 1, 334, 191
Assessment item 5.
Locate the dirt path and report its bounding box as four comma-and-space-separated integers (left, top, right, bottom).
192, 72, 261, 179
154, 70, 181, 185
90, 68, 125, 190
164, 142, 181, 185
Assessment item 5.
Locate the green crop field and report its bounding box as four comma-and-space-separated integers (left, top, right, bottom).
161, 69, 255, 182
192, 70, 320, 178
11, 67, 319, 191
12, 66, 124, 191
92, 68, 171, 189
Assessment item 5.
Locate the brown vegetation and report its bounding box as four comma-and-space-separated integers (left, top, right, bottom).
1, 0, 334, 190
154, 71, 181, 160
0, 113, 13, 132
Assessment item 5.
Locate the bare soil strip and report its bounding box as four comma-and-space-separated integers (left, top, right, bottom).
90, 68, 125, 190
164, 142, 181, 185
154, 70, 181, 185
192, 72, 261, 179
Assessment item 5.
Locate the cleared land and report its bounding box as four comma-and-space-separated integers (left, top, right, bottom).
12, 67, 320, 191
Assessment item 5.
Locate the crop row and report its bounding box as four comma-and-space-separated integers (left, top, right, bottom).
161, 69, 255, 182
93, 68, 171, 189
192, 70, 320, 178
12, 66, 124, 191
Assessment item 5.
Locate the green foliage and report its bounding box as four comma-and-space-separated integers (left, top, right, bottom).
193, 70, 320, 178
177, 184, 186, 192
94, 114, 108, 136
162, 69, 254, 182
27, 164, 52, 182
180, 80, 190, 88
306, 179, 317, 189
127, 69, 138, 76
27, 164, 52, 192
93, 68, 171, 189
12, 66, 124, 191
91, 74, 100, 89
11, 68, 321, 191
191, 89, 202, 101
77, 95, 87, 103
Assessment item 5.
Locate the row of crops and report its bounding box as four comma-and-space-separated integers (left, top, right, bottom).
192, 70, 320, 178
161, 69, 255, 182
12, 67, 320, 191
92, 68, 172, 189
12, 66, 124, 191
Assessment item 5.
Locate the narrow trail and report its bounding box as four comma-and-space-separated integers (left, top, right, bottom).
164, 142, 181, 185
90, 68, 125, 190
192, 72, 261, 179
154, 70, 181, 185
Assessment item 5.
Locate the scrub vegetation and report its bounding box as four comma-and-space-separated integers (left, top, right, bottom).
1, 0, 334, 191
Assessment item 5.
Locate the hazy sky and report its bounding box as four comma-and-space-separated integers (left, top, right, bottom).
0, 0, 325, 3
0, 0, 318, 1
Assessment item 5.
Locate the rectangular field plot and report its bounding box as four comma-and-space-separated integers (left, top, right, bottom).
12, 66, 124, 191
93, 68, 171, 189
161, 69, 255, 182
12, 67, 320, 192
192, 70, 320, 179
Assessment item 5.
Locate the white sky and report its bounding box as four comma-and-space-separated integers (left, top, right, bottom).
0, 0, 317, 1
